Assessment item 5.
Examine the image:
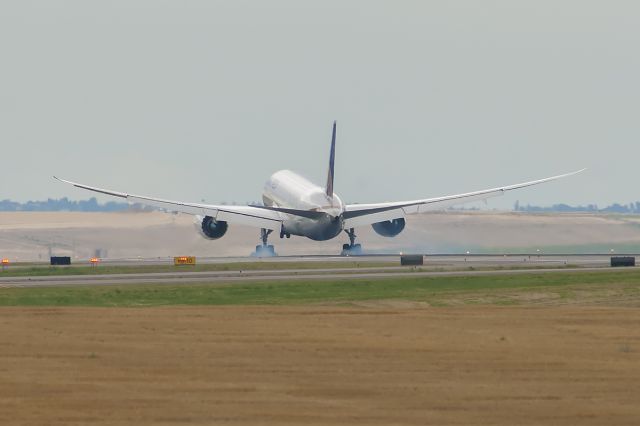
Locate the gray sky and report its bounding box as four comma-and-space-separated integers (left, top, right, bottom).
1, 1, 638, 208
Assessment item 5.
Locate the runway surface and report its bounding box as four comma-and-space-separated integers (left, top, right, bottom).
0, 254, 636, 288
94, 253, 625, 267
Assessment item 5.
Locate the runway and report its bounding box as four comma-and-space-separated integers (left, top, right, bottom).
84, 253, 631, 267
0, 254, 636, 288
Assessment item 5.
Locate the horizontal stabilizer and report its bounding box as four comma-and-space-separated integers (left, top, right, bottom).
251, 205, 328, 220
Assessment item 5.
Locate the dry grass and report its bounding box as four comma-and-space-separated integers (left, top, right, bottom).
1, 306, 639, 425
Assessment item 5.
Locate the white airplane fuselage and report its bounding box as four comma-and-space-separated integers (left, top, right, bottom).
262, 170, 345, 241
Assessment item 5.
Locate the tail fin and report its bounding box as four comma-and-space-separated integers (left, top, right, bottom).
325, 120, 336, 198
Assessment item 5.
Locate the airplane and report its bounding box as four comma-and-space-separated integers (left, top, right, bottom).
55, 122, 584, 256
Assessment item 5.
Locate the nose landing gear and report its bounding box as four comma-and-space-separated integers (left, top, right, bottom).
341, 228, 362, 256
253, 228, 277, 257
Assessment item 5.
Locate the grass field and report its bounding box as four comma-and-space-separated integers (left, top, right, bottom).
3, 268, 640, 425
2, 268, 640, 307
0, 260, 397, 277
3, 305, 640, 425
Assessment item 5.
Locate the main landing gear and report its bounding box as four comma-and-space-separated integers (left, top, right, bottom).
253, 228, 277, 257
341, 228, 362, 256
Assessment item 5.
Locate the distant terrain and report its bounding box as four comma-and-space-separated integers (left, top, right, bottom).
1, 211, 640, 260
3, 197, 640, 214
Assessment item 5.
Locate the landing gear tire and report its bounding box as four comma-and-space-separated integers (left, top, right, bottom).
341, 243, 362, 256
254, 244, 277, 257
341, 228, 363, 256
252, 229, 277, 257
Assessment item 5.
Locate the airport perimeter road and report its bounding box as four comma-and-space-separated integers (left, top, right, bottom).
0, 264, 636, 288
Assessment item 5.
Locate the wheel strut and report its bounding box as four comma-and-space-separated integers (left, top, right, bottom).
260, 228, 273, 246
345, 228, 357, 246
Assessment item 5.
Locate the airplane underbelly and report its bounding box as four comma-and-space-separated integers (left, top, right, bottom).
283, 216, 343, 241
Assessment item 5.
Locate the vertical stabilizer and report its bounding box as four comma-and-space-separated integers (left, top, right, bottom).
325, 121, 336, 198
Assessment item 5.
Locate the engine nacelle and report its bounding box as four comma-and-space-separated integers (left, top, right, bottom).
197, 215, 228, 240
371, 218, 406, 237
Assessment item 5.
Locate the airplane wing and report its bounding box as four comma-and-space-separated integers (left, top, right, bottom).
342, 169, 585, 228
54, 177, 284, 230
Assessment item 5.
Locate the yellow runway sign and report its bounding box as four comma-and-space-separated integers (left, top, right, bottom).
174, 256, 196, 266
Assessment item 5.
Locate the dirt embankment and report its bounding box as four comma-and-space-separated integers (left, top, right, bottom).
1, 306, 639, 425
2, 211, 640, 260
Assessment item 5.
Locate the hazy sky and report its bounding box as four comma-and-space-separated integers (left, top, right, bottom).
1, 1, 638, 208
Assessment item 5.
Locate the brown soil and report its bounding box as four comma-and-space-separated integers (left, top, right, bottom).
1, 306, 639, 425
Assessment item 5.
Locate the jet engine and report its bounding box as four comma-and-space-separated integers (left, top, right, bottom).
371, 218, 406, 237
196, 215, 228, 240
